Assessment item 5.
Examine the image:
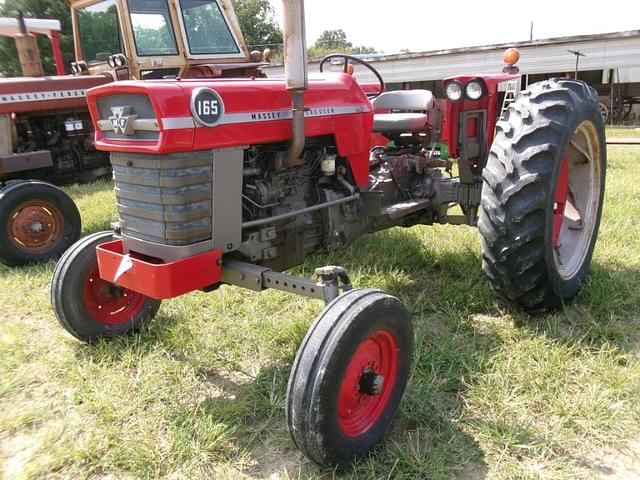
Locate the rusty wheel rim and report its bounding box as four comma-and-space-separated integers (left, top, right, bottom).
8, 201, 64, 254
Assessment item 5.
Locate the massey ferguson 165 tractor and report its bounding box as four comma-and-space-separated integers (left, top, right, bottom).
51, 0, 606, 468
0, 0, 264, 266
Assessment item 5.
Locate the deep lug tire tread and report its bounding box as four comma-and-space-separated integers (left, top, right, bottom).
479, 78, 606, 310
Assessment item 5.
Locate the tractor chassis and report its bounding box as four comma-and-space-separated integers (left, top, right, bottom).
221, 260, 353, 304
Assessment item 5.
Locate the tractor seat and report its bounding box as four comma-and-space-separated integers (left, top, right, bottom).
371, 89, 435, 133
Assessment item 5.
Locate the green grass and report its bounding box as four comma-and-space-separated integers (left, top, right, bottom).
607, 127, 640, 138
2, 144, 640, 479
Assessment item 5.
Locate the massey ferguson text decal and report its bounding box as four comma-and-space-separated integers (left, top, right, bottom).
0, 89, 86, 104
168, 104, 370, 130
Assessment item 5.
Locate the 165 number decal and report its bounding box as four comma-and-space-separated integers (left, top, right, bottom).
191, 88, 224, 127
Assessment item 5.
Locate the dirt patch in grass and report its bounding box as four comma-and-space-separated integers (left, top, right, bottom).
242, 440, 310, 479
0, 432, 39, 479
580, 437, 640, 479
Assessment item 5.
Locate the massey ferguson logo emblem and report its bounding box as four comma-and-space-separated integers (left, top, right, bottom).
109, 106, 137, 135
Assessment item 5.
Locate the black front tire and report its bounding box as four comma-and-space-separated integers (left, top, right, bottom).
51, 231, 161, 343
479, 79, 606, 310
0, 181, 81, 267
286, 289, 413, 467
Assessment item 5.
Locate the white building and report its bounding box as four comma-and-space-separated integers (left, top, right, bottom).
262, 30, 640, 124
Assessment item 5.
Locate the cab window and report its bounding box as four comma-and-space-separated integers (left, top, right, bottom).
77, 0, 122, 63
179, 0, 240, 55
129, 0, 179, 56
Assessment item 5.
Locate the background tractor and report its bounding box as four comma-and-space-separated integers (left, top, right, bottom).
51, 0, 606, 468
0, 0, 265, 266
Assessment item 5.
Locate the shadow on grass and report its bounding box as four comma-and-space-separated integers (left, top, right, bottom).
65, 226, 639, 478
516, 262, 640, 352
66, 228, 493, 478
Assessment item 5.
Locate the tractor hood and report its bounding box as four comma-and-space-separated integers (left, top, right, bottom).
86, 73, 375, 185
0, 73, 112, 115
86, 74, 372, 151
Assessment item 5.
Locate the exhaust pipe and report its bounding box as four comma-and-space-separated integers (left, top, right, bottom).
282, 0, 308, 168
15, 11, 44, 77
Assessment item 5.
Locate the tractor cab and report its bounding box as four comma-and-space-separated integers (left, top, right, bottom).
70, 0, 264, 80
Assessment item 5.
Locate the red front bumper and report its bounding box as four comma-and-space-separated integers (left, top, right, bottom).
96, 240, 222, 300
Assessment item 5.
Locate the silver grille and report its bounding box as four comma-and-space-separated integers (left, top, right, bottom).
111, 151, 213, 246
96, 94, 160, 141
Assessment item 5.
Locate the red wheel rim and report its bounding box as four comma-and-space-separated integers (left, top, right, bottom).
83, 266, 146, 325
337, 329, 399, 437
551, 121, 602, 279
552, 154, 570, 249
8, 200, 64, 254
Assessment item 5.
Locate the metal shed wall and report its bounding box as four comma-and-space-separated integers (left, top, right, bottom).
261, 31, 640, 84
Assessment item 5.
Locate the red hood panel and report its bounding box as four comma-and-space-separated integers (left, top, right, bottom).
0, 74, 112, 115
86, 74, 373, 153
85, 74, 374, 186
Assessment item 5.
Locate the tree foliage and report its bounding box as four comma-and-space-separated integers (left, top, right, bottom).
0, 0, 284, 76
0, 0, 376, 75
231, 0, 282, 53
312, 29, 352, 50
308, 29, 377, 61
0, 0, 74, 76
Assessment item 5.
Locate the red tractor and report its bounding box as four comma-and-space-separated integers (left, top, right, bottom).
0, 0, 265, 266
50, 0, 606, 468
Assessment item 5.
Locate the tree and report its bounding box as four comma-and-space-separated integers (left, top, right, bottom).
231, 0, 282, 53
308, 29, 378, 61
0, 0, 74, 76
353, 45, 377, 55
312, 29, 352, 51
0, 0, 283, 77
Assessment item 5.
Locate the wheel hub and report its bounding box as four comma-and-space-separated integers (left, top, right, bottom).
83, 266, 146, 325
9, 201, 63, 253
30, 219, 44, 234
337, 329, 399, 437
358, 369, 384, 396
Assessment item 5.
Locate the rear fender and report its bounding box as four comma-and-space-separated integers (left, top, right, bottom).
443, 73, 521, 163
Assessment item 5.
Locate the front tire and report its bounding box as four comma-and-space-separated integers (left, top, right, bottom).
51, 231, 161, 343
286, 289, 413, 467
0, 181, 81, 266
479, 78, 606, 310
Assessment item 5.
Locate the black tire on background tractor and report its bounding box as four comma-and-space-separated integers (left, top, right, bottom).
51, 231, 161, 343
286, 289, 413, 467
0, 180, 81, 267
479, 78, 606, 311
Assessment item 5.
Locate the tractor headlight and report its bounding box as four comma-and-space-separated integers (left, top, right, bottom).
445, 81, 463, 102
108, 56, 117, 69
115, 55, 126, 68
465, 80, 485, 100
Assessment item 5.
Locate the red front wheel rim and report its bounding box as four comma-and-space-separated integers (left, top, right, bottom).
83, 266, 146, 325
337, 329, 400, 437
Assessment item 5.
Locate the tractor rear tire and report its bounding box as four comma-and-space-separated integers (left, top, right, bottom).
286, 289, 413, 467
0, 181, 81, 267
479, 78, 606, 311
51, 231, 161, 343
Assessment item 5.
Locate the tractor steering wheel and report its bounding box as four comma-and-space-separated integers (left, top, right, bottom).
319, 54, 385, 99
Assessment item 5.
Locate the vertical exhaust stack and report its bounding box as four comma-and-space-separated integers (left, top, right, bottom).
282, 0, 308, 167
14, 11, 44, 77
